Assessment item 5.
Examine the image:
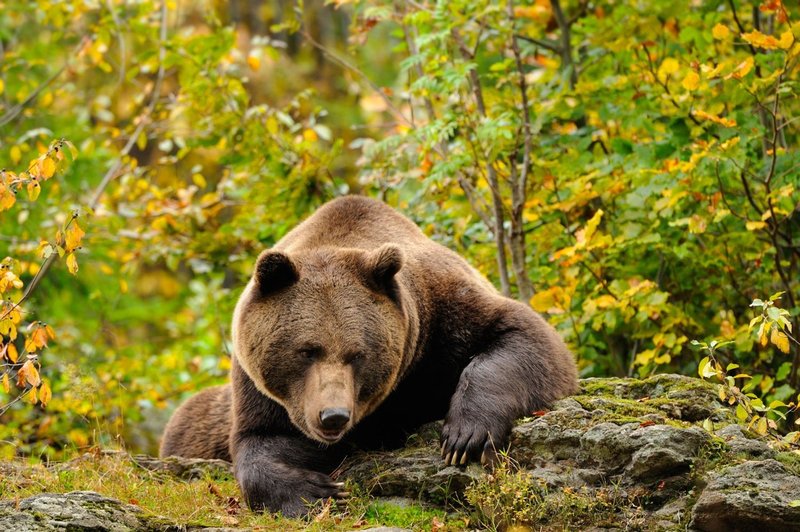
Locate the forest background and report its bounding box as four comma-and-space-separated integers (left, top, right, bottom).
0, 0, 798, 459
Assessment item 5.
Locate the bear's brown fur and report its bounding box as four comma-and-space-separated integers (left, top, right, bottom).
160, 196, 578, 516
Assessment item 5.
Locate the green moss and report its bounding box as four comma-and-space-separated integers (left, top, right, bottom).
363, 500, 455, 531
775, 452, 800, 476
579, 377, 629, 396
691, 436, 732, 478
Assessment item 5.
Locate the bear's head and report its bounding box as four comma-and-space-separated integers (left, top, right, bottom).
232, 244, 416, 444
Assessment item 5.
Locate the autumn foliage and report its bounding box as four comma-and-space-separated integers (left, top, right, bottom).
0, 0, 798, 457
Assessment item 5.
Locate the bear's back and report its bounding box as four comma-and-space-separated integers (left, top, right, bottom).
275, 195, 496, 296
276, 196, 428, 252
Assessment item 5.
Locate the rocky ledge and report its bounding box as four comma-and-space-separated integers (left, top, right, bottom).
1, 374, 798, 531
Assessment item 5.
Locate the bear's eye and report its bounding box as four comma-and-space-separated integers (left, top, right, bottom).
299, 346, 323, 361
344, 351, 365, 365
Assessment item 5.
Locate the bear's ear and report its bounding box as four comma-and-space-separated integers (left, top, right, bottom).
366, 244, 403, 295
254, 250, 298, 295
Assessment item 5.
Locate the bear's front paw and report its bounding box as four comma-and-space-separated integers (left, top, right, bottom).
440, 414, 510, 467
238, 466, 347, 517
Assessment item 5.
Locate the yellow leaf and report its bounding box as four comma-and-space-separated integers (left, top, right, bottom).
635, 349, 656, 367
31, 327, 48, 349
727, 57, 754, 80
39, 380, 51, 407
0, 186, 16, 211
39, 157, 56, 179
19, 360, 41, 387
746, 220, 767, 231
682, 71, 700, 90
692, 109, 736, 127
7, 343, 18, 363
303, 129, 318, 142
595, 294, 617, 308
702, 61, 727, 79
65, 222, 85, 251
756, 416, 768, 435
741, 30, 781, 50
247, 55, 260, 71
779, 30, 794, 50
24, 335, 37, 353
530, 286, 565, 313
576, 209, 604, 245
10, 145, 21, 165
66, 253, 79, 275
771, 329, 790, 354
28, 386, 37, 404
27, 180, 41, 201
712, 24, 730, 39
513, 5, 550, 24
657, 58, 680, 81
2, 372, 8, 393
653, 353, 672, 365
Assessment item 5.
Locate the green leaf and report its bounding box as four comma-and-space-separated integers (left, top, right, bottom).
776, 362, 792, 381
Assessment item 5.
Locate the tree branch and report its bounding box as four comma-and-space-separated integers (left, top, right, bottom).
21, 1, 168, 307
0, 37, 89, 128
515, 34, 561, 53
453, 28, 512, 297
549, 0, 577, 89
507, 0, 535, 302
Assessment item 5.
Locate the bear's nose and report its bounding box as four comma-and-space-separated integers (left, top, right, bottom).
319, 408, 351, 430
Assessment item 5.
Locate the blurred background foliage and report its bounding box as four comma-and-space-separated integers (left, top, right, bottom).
0, 0, 798, 459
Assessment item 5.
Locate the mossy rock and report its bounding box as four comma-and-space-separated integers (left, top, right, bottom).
0, 491, 173, 531
577, 373, 734, 423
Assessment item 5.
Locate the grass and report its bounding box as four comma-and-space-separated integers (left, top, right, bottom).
0, 451, 467, 531
463, 455, 647, 531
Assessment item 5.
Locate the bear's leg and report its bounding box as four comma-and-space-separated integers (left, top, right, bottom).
230, 359, 348, 516
160, 385, 232, 461
440, 305, 577, 466
232, 434, 347, 516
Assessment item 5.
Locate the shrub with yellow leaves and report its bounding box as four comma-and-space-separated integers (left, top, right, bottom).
1, 139, 78, 417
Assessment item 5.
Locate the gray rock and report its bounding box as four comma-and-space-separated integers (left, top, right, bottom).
342, 448, 482, 503
715, 424, 776, 459
624, 425, 709, 480
689, 459, 800, 531
0, 491, 162, 531
129, 453, 233, 480
511, 415, 709, 485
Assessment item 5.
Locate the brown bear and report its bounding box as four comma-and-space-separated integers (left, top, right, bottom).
160, 195, 578, 516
